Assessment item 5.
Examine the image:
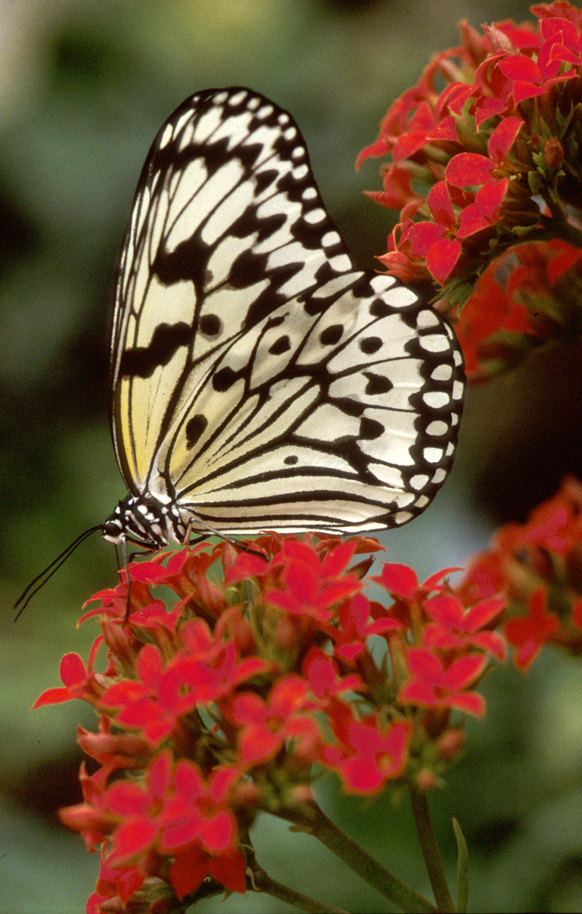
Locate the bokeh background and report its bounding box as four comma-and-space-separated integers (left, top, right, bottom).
2, 1, 582, 912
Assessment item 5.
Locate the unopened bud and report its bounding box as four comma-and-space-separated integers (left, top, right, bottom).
483, 24, 515, 52
544, 138, 564, 170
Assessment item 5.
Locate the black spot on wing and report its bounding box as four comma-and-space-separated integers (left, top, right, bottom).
313, 260, 342, 287
360, 417, 384, 440
120, 322, 192, 378
254, 167, 282, 196
199, 314, 222, 337
228, 249, 270, 288
242, 269, 305, 329
152, 237, 208, 288
334, 398, 365, 418
186, 414, 208, 449
369, 299, 394, 318
174, 136, 262, 182
230, 207, 286, 243
363, 371, 393, 395
320, 325, 343, 346
212, 365, 240, 392
359, 337, 382, 355
269, 335, 291, 355
227, 247, 304, 324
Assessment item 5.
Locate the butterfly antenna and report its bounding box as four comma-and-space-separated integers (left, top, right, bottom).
13, 525, 102, 621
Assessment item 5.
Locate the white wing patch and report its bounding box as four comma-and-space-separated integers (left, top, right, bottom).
106, 87, 465, 544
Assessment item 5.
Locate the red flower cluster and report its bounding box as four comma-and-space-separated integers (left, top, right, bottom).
358, 2, 582, 377
451, 238, 582, 380
457, 475, 582, 669
35, 533, 506, 912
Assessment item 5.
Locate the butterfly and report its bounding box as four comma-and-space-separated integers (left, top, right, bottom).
102, 86, 465, 547
15, 87, 464, 616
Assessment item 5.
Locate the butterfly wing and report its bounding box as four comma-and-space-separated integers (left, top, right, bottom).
110, 87, 464, 535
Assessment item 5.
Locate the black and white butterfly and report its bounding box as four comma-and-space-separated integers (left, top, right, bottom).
102, 86, 464, 548
15, 88, 465, 615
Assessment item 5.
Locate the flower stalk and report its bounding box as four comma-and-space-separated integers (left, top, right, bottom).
281, 801, 438, 913
409, 784, 456, 913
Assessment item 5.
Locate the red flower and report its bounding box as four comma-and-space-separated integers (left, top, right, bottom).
87, 846, 146, 910
227, 677, 322, 766
99, 632, 266, 746
452, 239, 582, 380
399, 648, 488, 716
331, 592, 401, 661
102, 752, 245, 899
359, 3, 582, 323
392, 182, 464, 285
302, 647, 363, 698
496, 484, 582, 557
422, 593, 507, 660
372, 562, 460, 601
470, 475, 582, 593
320, 700, 411, 793
169, 844, 246, 899
59, 763, 115, 851
33, 645, 104, 708
104, 751, 173, 864
42, 533, 513, 910
450, 256, 532, 380
264, 540, 362, 620
456, 550, 507, 604
76, 715, 149, 773
159, 764, 239, 853
504, 587, 560, 670
456, 476, 582, 660
378, 218, 442, 284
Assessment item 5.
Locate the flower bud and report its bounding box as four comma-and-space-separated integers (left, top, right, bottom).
415, 769, 438, 790
543, 138, 564, 171
438, 728, 465, 761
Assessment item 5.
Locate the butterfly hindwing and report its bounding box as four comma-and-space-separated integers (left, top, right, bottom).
109, 87, 464, 538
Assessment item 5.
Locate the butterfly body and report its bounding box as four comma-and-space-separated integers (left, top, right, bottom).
104, 87, 465, 547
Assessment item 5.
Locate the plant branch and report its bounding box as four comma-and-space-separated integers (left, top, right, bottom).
240, 826, 349, 913
409, 783, 455, 913
250, 865, 350, 914
278, 802, 437, 913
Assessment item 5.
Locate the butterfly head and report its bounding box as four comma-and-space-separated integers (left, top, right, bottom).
102, 495, 188, 549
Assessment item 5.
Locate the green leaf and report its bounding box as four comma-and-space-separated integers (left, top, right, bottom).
453, 818, 469, 914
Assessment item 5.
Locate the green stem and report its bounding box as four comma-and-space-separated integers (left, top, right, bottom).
409, 783, 455, 913
241, 825, 349, 914
251, 866, 350, 914
279, 802, 437, 913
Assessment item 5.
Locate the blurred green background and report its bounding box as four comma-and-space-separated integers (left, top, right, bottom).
3, 1, 582, 911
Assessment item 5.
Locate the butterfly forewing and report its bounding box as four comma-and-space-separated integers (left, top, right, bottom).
109, 87, 464, 540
